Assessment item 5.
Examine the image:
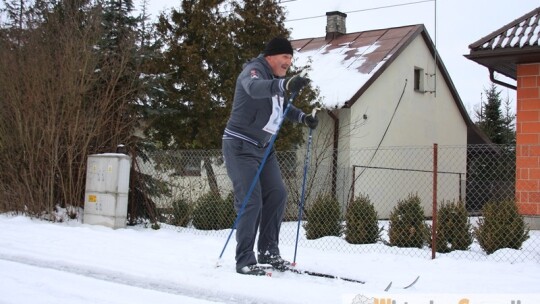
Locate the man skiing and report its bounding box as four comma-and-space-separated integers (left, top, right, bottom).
222, 37, 318, 275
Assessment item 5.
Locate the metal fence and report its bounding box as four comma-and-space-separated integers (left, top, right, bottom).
133, 144, 539, 263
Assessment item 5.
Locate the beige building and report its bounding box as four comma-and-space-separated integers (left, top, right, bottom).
292, 12, 489, 218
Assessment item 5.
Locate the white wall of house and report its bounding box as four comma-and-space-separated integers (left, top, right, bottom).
349, 36, 468, 149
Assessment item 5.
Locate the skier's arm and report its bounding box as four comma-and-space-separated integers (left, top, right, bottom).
285, 104, 305, 124
286, 105, 318, 129
239, 68, 309, 100
239, 67, 283, 99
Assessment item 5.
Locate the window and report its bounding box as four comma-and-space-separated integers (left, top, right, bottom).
414, 67, 425, 93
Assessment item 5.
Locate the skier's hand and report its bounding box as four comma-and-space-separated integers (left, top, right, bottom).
284, 74, 310, 95
303, 114, 318, 129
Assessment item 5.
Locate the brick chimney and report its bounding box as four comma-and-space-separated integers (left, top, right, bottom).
326, 11, 347, 40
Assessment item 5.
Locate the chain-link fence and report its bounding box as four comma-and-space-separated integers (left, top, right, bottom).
133, 144, 539, 262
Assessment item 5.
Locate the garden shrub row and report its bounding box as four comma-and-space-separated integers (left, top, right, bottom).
165, 191, 529, 255
303, 192, 529, 255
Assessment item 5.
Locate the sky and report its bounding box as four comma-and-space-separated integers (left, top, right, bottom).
144, 0, 539, 115
1, 214, 540, 304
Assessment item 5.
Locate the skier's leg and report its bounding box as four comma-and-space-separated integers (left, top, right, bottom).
222, 138, 262, 270
257, 150, 288, 262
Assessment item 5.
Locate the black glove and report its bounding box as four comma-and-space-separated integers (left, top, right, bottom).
303, 114, 318, 129
284, 74, 310, 95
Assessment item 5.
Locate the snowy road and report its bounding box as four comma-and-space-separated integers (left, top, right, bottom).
1, 215, 539, 304
0, 253, 235, 304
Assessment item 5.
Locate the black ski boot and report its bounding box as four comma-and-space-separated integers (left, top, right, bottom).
258, 254, 291, 271
236, 264, 268, 276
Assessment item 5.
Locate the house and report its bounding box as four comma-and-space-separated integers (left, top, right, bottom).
466, 6, 540, 230
291, 12, 490, 218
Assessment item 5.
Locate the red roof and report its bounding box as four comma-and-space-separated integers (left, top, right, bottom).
292, 25, 420, 76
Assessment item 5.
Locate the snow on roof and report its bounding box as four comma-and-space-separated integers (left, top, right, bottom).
470, 7, 540, 50
294, 42, 386, 109
466, 7, 540, 81
291, 25, 421, 109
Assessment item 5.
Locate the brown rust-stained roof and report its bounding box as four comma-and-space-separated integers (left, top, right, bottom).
466, 6, 540, 80
291, 24, 491, 144
291, 25, 422, 108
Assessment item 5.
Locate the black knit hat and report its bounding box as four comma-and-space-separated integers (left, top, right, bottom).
263, 37, 293, 56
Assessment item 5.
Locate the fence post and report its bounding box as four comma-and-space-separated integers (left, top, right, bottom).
351, 165, 356, 207
431, 143, 438, 259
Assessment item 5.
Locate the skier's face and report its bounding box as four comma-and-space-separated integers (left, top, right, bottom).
266, 54, 292, 77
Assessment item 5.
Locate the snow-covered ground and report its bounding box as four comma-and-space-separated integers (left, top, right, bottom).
1, 214, 539, 304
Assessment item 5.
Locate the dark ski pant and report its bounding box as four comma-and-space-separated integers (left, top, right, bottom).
222, 138, 287, 270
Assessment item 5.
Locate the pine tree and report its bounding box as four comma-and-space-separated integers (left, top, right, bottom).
151, 0, 232, 150
470, 84, 516, 210
149, 0, 319, 152
149, 1, 236, 195
96, 0, 163, 151
101, 0, 138, 52
475, 83, 515, 145
229, 0, 288, 62
501, 94, 516, 145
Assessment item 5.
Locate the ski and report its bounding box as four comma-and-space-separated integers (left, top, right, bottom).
384, 275, 420, 291
260, 264, 418, 290
261, 265, 365, 284
403, 275, 420, 289
289, 267, 366, 284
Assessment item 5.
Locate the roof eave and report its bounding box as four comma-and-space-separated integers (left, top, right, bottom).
465, 48, 540, 80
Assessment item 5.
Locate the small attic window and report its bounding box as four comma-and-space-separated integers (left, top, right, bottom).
414, 67, 425, 93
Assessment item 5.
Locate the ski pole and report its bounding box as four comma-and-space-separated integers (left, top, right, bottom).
216, 91, 300, 267
292, 106, 320, 266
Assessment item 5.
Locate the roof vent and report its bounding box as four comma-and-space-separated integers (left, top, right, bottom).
326, 11, 347, 40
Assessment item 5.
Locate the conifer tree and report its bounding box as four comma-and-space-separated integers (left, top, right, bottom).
229, 0, 288, 62
501, 94, 516, 145
152, 0, 232, 150
150, 0, 319, 152
146, 0, 320, 197
470, 83, 516, 210
150, 1, 235, 194
111, 0, 170, 225
475, 83, 515, 145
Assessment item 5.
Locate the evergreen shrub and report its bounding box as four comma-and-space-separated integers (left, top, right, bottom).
222, 192, 237, 228
192, 192, 235, 230
345, 194, 381, 244
474, 200, 529, 254
170, 198, 192, 227
388, 193, 430, 248
304, 193, 342, 239
433, 200, 473, 253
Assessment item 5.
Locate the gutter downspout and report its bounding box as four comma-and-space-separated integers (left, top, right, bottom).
490, 69, 517, 90
327, 110, 339, 198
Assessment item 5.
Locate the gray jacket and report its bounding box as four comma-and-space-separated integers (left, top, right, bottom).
223, 55, 305, 147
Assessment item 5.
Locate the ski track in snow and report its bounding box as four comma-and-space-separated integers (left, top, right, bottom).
0, 252, 280, 304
